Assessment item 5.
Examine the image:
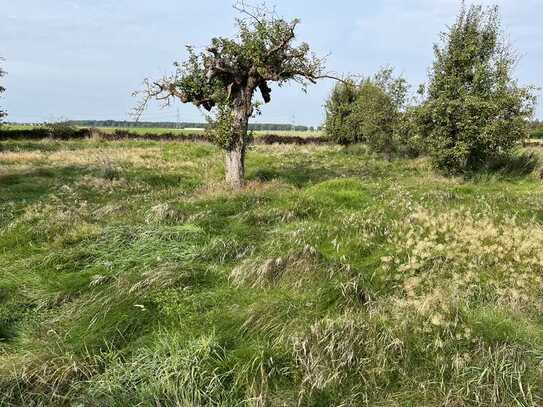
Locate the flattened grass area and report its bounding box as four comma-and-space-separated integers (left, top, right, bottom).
1, 139, 543, 406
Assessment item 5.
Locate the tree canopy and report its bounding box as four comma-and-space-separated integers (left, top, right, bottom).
417, 4, 536, 173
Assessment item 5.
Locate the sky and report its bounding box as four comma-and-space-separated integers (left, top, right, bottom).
1, 0, 542, 127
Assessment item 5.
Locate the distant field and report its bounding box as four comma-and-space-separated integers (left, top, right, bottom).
98, 127, 324, 138
3, 124, 324, 139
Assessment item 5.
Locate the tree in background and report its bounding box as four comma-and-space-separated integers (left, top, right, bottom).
323, 79, 360, 145
325, 68, 408, 156
417, 4, 536, 173
0, 59, 6, 124
135, 2, 341, 189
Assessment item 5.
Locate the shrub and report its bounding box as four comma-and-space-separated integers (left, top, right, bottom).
323, 80, 361, 145
530, 126, 543, 140
483, 150, 539, 177
45, 122, 81, 139
395, 105, 426, 158
353, 80, 397, 158
325, 68, 409, 157
418, 4, 537, 174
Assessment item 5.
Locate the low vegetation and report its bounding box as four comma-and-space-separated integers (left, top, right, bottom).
2, 138, 543, 405
531, 122, 543, 140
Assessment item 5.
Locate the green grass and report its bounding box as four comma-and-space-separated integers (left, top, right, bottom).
1, 140, 543, 406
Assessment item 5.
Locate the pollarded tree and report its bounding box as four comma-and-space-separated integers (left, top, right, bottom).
136, 2, 340, 189
418, 3, 536, 173
0, 59, 6, 124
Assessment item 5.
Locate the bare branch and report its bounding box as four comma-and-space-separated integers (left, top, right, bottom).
233, 0, 265, 25
313, 74, 354, 85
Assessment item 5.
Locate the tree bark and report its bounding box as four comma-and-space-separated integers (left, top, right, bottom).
225, 99, 250, 189
225, 141, 245, 189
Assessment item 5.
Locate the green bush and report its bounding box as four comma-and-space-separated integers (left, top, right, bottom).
353, 81, 396, 157
46, 122, 81, 139
395, 105, 426, 158
418, 4, 536, 174
323, 80, 361, 145
325, 68, 410, 157
530, 126, 543, 140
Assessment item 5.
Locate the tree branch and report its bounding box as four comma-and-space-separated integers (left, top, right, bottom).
233, 0, 265, 25
312, 74, 354, 85
266, 20, 299, 56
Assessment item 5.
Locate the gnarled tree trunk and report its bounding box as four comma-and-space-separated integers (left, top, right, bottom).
225, 95, 251, 189
225, 138, 246, 189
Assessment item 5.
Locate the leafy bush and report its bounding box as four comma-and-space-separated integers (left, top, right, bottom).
353, 80, 397, 157
483, 150, 539, 177
530, 126, 543, 140
45, 122, 81, 139
325, 68, 409, 157
323, 80, 360, 146
395, 105, 426, 158
418, 4, 536, 174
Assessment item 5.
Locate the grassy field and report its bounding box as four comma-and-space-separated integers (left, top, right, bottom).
3, 124, 324, 139
2, 139, 543, 405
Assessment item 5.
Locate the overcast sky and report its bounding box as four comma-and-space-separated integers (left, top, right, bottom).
1, 0, 541, 126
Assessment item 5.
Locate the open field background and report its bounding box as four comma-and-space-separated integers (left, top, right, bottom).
4, 125, 543, 147
2, 138, 543, 405
2, 125, 325, 139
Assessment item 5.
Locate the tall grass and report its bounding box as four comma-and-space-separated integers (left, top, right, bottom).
1, 140, 543, 405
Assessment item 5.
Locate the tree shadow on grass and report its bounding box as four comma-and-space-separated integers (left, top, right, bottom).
247, 165, 363, 187
246, 158, 405, 187
0, 165, 91, 204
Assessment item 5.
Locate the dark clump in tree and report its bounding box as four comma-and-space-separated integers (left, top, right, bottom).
418, 3, 536, 174
135, 2, 340, 189
0, 59, 6, 124
325, 68, 409, 157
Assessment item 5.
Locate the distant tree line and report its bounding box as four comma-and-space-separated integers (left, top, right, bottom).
62, 120, 316, 132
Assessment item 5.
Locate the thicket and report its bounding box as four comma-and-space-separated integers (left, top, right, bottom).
324, 68, 409, 157
325, 4, 537, 174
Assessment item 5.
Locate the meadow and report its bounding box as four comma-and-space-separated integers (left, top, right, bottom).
1, 137, 543, 406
